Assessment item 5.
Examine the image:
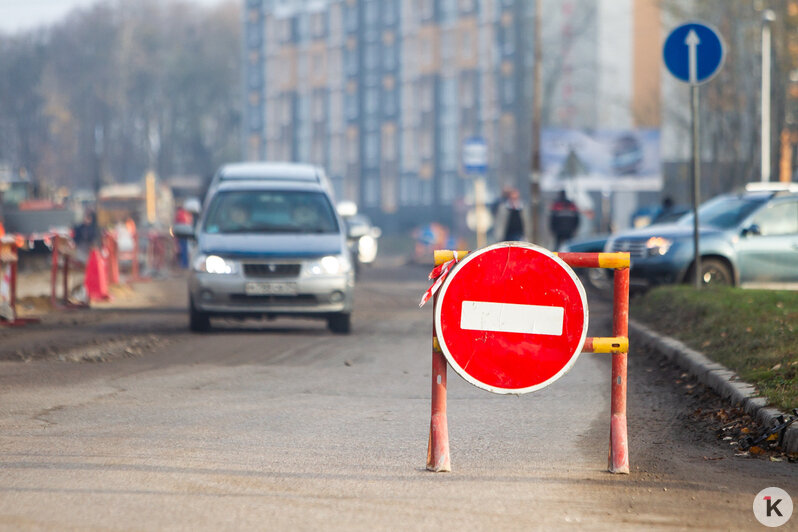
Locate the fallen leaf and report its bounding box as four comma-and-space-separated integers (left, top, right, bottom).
769, 456, 783, 462
749, 446, 766, 455
741, 427, 750, 434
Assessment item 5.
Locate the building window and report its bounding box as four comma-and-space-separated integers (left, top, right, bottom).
419, 0, 434, 21
345, 5, 358, 32
383, 0, 397, 25
365, 87, 379, 114
313, 92, 325, 122
402, 128, 418, 172
365, 43, 378, 69
364, 0, 378, 24
364, 133, 379, 166
345, 49, 358, 75
383, 126, 396, 162
383, 90, 396, 117
345, 92, 358, 120
383, 45, 396, 70
503, 78, 514, 105
329, 4, 343, 43
329, 91, 343, 132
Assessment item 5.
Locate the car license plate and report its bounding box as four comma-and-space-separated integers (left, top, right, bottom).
245, 282, 297, 296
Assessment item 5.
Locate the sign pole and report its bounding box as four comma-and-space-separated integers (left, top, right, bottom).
663, 22, 724, 290
474, 178, 487, 249
691, 84, 701, 289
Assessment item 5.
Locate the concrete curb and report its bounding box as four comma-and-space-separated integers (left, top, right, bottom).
629, 319, 798, 454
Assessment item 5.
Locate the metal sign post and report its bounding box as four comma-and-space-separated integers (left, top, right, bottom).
463, 137, 489, 248
663, 22, 725, 289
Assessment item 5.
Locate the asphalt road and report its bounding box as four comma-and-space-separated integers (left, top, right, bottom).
0, 260, 795, 530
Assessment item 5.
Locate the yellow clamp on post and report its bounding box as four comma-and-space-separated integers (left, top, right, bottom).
432, 337, 442, 353
597, 252, 630, 269
434, 250, 470, 266
588, 337, 629, 354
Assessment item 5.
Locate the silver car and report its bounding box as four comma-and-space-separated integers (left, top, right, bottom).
178, 179, 354, 333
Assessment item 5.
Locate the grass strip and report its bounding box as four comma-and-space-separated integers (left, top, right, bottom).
632, 286, 798, 412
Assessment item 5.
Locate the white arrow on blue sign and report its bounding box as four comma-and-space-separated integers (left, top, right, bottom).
663, 22, 725, 85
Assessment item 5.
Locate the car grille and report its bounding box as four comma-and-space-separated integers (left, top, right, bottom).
610, 239, 647, 258
243, 263, 301, 278
229, 294, 318, 305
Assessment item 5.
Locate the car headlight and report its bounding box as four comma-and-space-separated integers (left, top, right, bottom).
193, 254, 238, 274
646, 236, 672, 256
305, 254, 351, 276
357, 235, 378, 264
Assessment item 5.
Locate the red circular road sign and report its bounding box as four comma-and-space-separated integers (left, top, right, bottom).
434, 242, 588, 394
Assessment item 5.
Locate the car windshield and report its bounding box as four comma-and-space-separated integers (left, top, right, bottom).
203, 190, 339, 234
676, 195, 768, 230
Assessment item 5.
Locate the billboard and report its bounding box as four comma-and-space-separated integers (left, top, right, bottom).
541, 128, 662, 192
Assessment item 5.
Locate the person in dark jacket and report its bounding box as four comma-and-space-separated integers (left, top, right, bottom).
493, 187, 530, 242
549, 191, 580, 249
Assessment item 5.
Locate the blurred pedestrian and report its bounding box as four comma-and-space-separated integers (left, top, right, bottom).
549, 190, 580, 249
174, 203, 194, 268
493, 187, 529, 242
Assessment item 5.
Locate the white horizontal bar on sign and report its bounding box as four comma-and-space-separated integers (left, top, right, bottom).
460, 301, 565, 336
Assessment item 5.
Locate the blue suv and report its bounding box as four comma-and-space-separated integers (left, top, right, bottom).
605, 185, 798, 288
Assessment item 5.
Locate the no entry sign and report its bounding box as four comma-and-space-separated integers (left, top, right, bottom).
434, 242, 588, 394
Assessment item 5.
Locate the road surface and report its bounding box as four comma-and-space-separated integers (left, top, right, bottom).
0, 260, 795, 530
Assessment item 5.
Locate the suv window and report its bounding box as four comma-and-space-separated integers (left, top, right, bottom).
203, 190, 340, 235
678, 195, 767, 229
751, 200, 798, 236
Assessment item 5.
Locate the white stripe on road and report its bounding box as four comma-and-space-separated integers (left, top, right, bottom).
460, 300, 564, 336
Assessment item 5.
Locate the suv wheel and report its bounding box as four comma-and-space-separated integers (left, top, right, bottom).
691, 258, 733, 287
327, 313, 351, 334
189, 298, 211, 332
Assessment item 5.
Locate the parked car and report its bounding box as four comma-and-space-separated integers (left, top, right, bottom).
175, 178, 354, 333
605, 186, 798, 289
559, 204, 690, 292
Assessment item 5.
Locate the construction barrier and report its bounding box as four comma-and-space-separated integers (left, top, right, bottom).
146, 230, 175, 277
0, 235, 41, 326
103, 231, 120, 285
49, 233, 88, 309
425, 248, 631, 474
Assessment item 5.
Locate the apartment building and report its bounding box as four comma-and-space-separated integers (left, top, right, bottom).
243, 0, 534, 227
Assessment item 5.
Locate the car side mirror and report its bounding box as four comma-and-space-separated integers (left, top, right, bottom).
741, 224, 761, 237
173, 224, 196, 240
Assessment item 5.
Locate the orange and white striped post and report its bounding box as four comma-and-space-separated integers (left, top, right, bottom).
427, 293, 451, 472
558, 251, 630, 474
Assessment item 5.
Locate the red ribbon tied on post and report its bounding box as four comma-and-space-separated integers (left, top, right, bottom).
419, 251, 460, 308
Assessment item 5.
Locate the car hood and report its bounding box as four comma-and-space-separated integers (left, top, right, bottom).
611, 223, 725, 241
198, 232, 344, 259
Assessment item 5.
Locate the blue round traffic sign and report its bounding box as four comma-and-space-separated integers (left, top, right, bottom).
663, 22, 724, 85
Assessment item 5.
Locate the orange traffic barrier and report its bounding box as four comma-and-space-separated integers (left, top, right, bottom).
85, 247, 110, 302
425, 248, 631, 474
